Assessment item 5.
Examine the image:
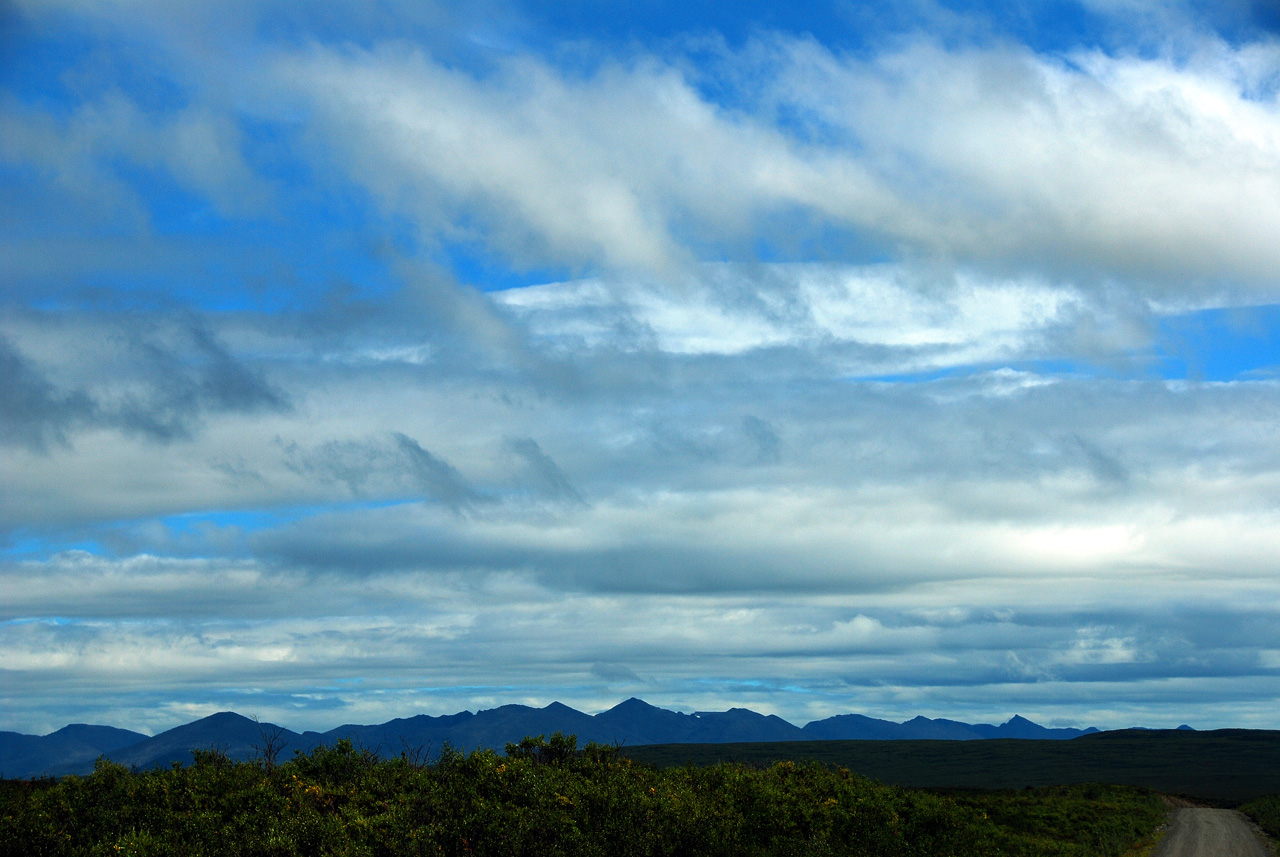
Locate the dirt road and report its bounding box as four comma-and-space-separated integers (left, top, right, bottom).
1153, 808, 1273, 857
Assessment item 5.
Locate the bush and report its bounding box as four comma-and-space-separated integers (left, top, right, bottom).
1241, 793, 1280, 841
0, 738, 1166, 857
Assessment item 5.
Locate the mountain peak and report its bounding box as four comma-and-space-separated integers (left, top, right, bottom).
607, 697, 657, 712
543, 701, 578, 713
193, 711, 259, 727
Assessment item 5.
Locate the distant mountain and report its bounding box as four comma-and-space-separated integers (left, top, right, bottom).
0, 698, 1110, 778
0, 723, 147, 778
800, 713, 907, 741
304, 699, 807, 758
1126, 724, 1197, 732
106, 712, 308, 773
801, 712, 1099, 741
986, 714, 1101, 740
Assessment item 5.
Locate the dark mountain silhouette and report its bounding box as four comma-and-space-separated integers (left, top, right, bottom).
0, 697, 1111, 778
105, 712, 306, 773
592, 697, 693, 745
682, 708, 804, 743
800, 713, 907, 741
984, 714, 1100, 740
800, 712, 1099, 741
308, 702, 598, 758
0, 724, 147, 778
294, 699, 808, 757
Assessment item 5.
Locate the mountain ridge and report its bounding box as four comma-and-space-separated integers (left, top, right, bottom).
0, 697, 1121, 779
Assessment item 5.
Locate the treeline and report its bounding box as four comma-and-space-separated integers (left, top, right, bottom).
0, 732, 1167, 856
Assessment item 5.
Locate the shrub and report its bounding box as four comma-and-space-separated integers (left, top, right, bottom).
0, 737, 1166, 857
1241, 793, 1280, 841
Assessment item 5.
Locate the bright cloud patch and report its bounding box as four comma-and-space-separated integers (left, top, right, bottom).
495, 265, 1081, 370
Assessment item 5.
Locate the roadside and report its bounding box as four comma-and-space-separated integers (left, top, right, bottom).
1148, 806, 1275, 857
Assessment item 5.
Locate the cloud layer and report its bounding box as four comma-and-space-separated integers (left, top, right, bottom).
3, 0, 1280, 735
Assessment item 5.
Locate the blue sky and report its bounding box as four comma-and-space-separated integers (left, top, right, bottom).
4, 0, 1280, 736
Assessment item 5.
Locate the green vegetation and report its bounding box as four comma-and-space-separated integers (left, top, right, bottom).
939, 785, 1167, 856
624, 729, 1280, 804
1241, 793, 1280, 841
0, 733, 1166, 857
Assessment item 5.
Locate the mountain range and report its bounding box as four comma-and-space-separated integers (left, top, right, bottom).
1, 698, 1153, 779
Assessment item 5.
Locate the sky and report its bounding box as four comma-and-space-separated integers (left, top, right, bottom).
3, 0, 1280, 737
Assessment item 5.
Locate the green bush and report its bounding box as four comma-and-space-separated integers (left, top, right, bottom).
0, 736, 1166, 857
944, 783, 1168, 856
1241, 793, 1280, 841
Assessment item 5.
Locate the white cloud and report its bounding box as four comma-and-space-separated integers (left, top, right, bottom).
0, 91, 272, 222
6, 539, 1280, 733
263, 33, 1280, 300
8, 3, 1280, 734
495, 263, 1081, 370
270, 43, 908, 273
766, 36, 1280, 292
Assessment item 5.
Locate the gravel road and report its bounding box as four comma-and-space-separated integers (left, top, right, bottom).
1153, 808, 1273, 857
